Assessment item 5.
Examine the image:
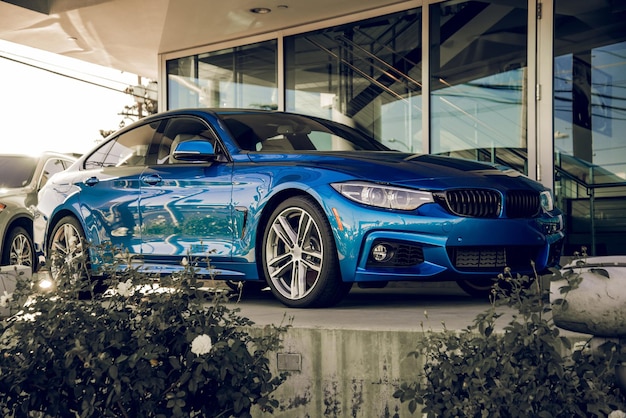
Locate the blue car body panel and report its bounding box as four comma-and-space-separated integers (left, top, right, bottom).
34, 108, 564, 294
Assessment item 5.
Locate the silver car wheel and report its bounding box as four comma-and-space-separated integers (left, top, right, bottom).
265, 205, 324, 301
5, 227, 34, 268
49, 217, 86, 281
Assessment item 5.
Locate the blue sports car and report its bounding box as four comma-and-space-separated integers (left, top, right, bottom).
34, 109, 564, 307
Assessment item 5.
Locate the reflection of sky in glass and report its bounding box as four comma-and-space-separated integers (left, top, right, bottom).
169, 75, 277, 110
215, 81, 277, 109
555, 41, 626, 179
380, 96, 422, 153
431, 68, 525, 154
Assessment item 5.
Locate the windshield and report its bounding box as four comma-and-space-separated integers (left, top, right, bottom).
219, 113, 391, 152
0, 155, 38, 188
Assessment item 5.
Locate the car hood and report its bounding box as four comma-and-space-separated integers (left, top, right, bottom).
247, 151, 544, 191
0, 186, 30, 199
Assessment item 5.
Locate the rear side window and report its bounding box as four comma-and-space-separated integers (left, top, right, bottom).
85, 122, 159, 169
39, 158, 72, 188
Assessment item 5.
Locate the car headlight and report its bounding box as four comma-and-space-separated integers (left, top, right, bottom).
331, 181, 434, 210
540, 190, 554, 212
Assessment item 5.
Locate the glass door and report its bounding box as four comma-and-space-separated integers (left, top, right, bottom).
429, 0, 532, 176
552, 0, 626, 256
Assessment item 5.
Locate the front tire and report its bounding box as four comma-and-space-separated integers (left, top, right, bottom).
49, 216, 91, 287
2, 226, 35, 269
261, 196, 351, 308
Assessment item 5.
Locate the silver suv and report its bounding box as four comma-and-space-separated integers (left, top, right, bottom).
0, 152, 77, 269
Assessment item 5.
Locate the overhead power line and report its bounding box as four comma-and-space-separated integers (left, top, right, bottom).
0, 50, 151, 101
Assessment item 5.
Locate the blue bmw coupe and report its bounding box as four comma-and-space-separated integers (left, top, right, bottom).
34, 109, 564, 307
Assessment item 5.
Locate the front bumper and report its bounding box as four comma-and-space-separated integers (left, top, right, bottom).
328, 198, 564, 283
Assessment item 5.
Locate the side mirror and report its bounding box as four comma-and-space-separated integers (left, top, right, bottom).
172, 140, 216, 162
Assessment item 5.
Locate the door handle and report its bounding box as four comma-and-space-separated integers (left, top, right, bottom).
84, 177, 99, 187
141, 174, 163, 185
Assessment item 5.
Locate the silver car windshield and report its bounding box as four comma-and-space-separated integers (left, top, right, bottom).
0, 156, 37, 188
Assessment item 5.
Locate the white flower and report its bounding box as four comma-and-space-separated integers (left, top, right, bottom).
116, 279, 134, 297
190, 334, 213, 356
13, 310, 40, 322
181, 257, 189, 266
609, 411, 626, 418
0, 291, 12, 308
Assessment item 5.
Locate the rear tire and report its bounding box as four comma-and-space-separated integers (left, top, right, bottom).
456, 278, 497, 298
457, 274, 535, 299
1, 226, 35, 269
225, 280, 268, 294
261, 196, 351, 308
48, 216, 97, 294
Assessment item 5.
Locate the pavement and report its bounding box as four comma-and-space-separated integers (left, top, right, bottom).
220, 281, 523, 332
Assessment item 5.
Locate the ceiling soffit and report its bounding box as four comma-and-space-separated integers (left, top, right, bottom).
0, 0, 410, 79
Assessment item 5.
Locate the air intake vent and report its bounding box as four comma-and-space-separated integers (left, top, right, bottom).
448, 246, 540, 272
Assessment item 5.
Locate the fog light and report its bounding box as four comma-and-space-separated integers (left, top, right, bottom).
372, 244, 390, 262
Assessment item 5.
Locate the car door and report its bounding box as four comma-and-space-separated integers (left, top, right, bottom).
139, 116, 235, 265
78, 121, 160, 254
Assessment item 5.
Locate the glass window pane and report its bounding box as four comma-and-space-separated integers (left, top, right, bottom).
285, 8, 422, 152
0, 155, 37, 188
554, 0, 626, 256
159, 117, 217, 164
167, 40, 277, 110
101, 123, 158, 168
430, 0, 528, 174
40, 158, 67, 188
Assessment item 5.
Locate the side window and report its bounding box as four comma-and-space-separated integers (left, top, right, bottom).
85, 122, 159, 169
85, 140, 115, 169
158, 117, 217, 164
39, 158, 68, 188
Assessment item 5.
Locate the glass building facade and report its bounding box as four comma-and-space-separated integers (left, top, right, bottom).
164, 0, 626, 257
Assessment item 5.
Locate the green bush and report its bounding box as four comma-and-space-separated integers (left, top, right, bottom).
394, 262, 626, 417
0, 250, 289, 418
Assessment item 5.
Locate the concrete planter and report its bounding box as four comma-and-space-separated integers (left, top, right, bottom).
551, 256, 626, 337
0, 265, 31, 317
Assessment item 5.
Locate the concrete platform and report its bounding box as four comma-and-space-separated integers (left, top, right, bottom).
10, 273, 589, 417
219, 280, 589, 418
228, 281, 498, 331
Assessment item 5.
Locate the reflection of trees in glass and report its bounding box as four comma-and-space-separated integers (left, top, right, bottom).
142, 215, 178, 236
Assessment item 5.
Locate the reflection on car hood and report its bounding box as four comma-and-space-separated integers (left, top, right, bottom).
247, 151, 541, 190
0, 186, 29, 198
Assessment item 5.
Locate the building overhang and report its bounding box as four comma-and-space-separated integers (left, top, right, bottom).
0, 0, 410, 79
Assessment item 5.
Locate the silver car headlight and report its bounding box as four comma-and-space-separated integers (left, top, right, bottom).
331, 181, 434, 210
540, 190, 554, 212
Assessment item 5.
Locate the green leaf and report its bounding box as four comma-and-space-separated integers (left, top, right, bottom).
108, 364, 119, 379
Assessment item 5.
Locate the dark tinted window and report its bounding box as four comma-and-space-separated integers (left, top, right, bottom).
0, 155, 37, 188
